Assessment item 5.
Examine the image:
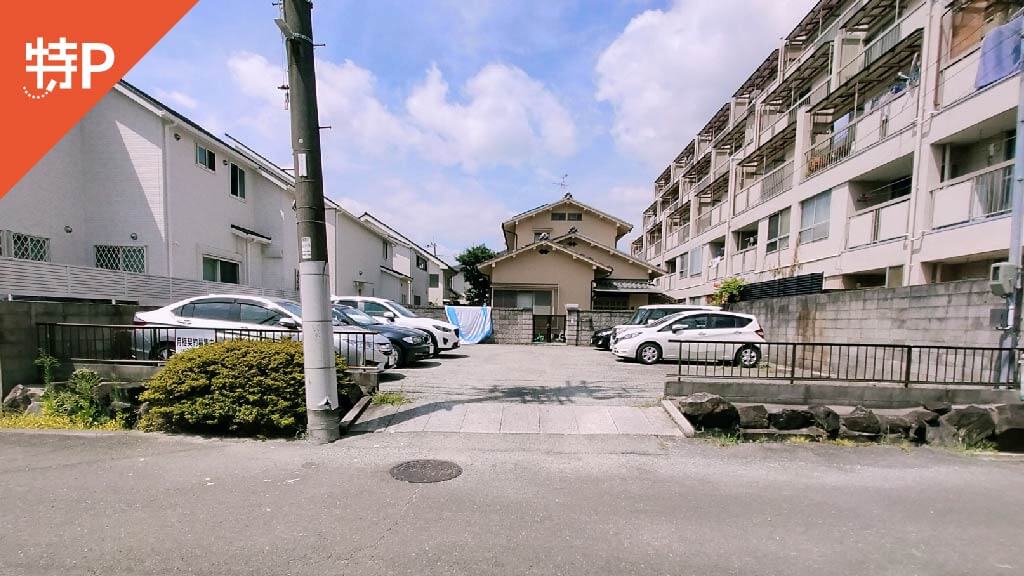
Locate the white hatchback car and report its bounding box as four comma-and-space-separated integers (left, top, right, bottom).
608, 304, 722, 347
331, 296, 460, 356
612, 310, 765, 367
133, 294, 395, 370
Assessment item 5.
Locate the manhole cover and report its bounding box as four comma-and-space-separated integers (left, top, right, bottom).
389, 459, 462, 483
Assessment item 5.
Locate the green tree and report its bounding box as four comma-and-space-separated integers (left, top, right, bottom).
456, 244, 497, 305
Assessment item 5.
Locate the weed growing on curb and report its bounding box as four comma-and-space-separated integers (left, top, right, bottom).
371, 391, 410, 406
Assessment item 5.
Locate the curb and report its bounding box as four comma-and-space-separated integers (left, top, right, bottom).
340, 397, 372, 433
660, 399, 695, 437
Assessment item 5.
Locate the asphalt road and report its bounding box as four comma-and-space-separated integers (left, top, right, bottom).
382, 344, 670, 404
1, 430, 1022, 576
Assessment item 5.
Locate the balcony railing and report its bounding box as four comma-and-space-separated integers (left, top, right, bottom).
734, 160, 795, 215
707, 257, 726, 281
930, 162, 1014, 229
806, 126, 856, 177
0, 257, 298, 304
664, 230, 680, 251
696, 203, 725, 234
730, 247, 757, 274
846, 196, 910, 248
677, 222, 691, 245
645, 240, 664, 260
631, 244, 644, 258
835, 4, 926, 87
657, 274, 678, 291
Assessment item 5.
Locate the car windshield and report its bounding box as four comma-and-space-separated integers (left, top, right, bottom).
390, 301, 417, 318
650, 312, 692, 329
627, 309, 651, 324
277, 300, 345, 326
334, 306, 380, 326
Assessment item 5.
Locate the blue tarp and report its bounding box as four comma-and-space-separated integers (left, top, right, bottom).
444, 305, 492, 344
975, 15, 1022, 90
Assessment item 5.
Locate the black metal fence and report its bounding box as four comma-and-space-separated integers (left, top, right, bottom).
669, 340, 1016, 388
37, 323, 393, 370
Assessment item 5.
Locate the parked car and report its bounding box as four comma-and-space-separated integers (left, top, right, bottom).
331, 296, 460, 356
611, 310, 765, 367
132, 295, 395, 370
590, 326, 615, 349
332, 304, 431, 367
606, 304, 722, 348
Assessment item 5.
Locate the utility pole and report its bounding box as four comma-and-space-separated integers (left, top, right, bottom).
1006, 26, 1024, 400
279, 0, 340, 442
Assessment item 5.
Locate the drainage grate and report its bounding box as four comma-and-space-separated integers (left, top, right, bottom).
389, 459, 462, 483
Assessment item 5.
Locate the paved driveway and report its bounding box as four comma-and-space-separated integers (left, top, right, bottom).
379, 344, 669, 405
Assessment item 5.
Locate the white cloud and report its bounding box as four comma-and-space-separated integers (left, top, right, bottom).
595, 0, 817, 167
227, 52, 574, 171
155, 89, 198, 110
407, 63, 576, 169
334, 177, 514, 258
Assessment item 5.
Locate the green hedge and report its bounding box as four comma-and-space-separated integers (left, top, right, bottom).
139, 340, 353, 438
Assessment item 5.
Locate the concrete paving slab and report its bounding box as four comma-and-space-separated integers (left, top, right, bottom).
607, 406, 653, 435
539, 405, 579, 434
422, 403, 468, 432
500, 405, 540, 433
574, 405, 617, 434
640, 407, 685, 437
386, 402, 434, 432
461, 404, 502, 433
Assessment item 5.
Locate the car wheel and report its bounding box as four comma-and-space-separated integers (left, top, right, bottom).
394, 346, 406, 368
636, 343, 661, 365
428, 333, 442, 357
152, 342, 176, 361
734, 345, 760, 368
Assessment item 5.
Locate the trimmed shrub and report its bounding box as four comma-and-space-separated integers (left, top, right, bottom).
139, 339, 352, 438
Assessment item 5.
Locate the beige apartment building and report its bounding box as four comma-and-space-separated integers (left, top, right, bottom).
479, 193, 662, 316
635, 0, 1024, 303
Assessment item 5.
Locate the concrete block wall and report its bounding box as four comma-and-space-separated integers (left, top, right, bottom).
409, 307, 635, 345
566, 310, 635, 346
405, 306, 450, 322
0, 301, 149, 395
490, 308, 534, 344
730, 280, 1005, 347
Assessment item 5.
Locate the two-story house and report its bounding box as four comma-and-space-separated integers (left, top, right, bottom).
478, 193, 663, 315
0, 81, 299, 304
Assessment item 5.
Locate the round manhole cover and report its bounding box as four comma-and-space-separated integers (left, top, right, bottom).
389, 459, 462, 483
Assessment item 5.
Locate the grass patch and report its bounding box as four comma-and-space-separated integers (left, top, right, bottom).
371, 391, 410, 406
785, 435, 812, 445
0, 412, 125, 431
697, 430, 741, 447
827, 438, 860, 448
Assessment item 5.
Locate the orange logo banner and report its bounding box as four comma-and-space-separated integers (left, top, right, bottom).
0, 0, 198, 198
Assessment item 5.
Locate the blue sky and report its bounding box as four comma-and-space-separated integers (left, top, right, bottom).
126, 0, 814, 262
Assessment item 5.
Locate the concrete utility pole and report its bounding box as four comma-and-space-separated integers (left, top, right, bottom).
280, 0, 340, 442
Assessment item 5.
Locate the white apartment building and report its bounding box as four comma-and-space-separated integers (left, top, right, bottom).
636, 0, 1024, 303
0, 81, 300, 304
324, 206, 451, 306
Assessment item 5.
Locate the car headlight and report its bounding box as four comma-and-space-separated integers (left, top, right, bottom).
618, 331, 642, 341
433, 324, 453, 333
402, 336, 420, 344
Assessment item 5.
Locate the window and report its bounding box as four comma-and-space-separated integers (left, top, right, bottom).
415, 255, 427, 271
678, 252, 689, 277
202, 256, 240, 284
567, 212, 583, 221
709, 314, 752, 329
414, 295, 421, 306
364, 301, 391, 316
672, 314, 708, 330
492, 290, 518, 308
766, 208, 791, 253
240, 303, 282, 325
335, 299, 358, 308
95, 245, 146, 273
191, 300, 239, 322
799, 190, 831, 244
736, 229, 757, 250
381, 239, 389, 259
230, 163, 246, 199
688, 249, 703, 276
550, 212, 567, 221
196, 143, 216, 171
7, 232, 50, 262
429, 273, 439, 288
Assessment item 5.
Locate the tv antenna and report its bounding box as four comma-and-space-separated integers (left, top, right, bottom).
553, 174, 570, 197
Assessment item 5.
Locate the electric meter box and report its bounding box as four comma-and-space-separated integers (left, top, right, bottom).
989, 262, 1018, 297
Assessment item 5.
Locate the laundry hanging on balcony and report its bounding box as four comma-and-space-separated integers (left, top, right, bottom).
445, 305, 492, 344
975, 14, 1023, 90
